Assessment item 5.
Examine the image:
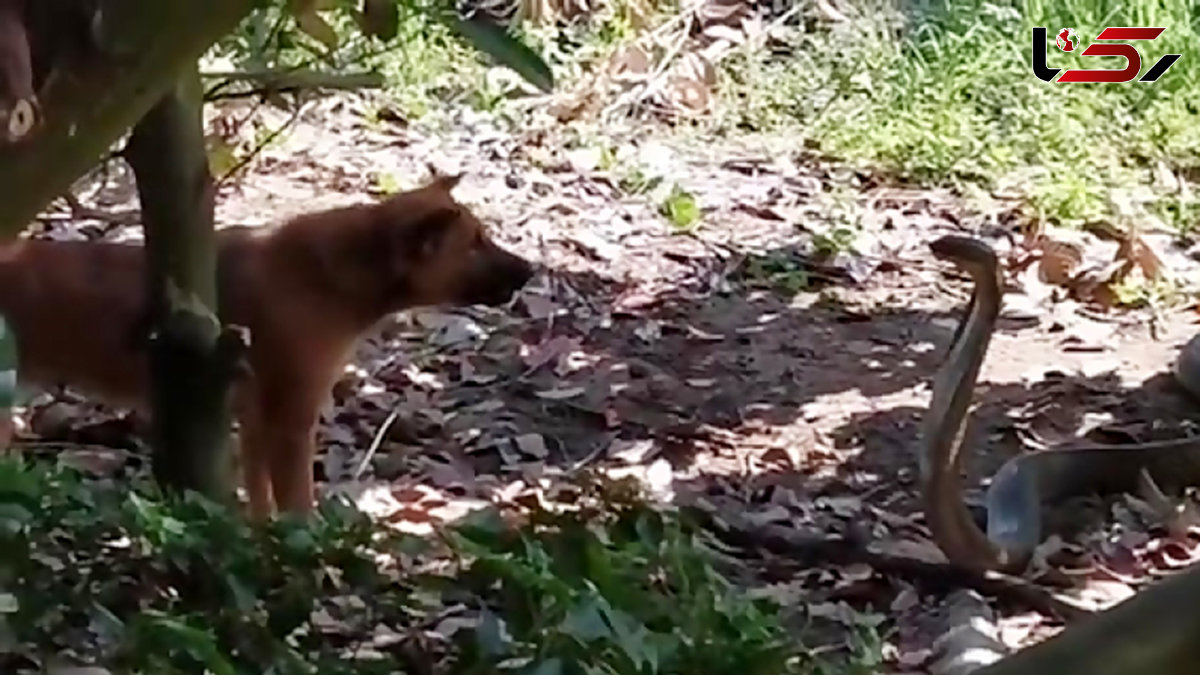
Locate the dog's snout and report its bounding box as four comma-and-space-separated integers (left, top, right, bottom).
492, 243, 534, 283
510, 255, 535, 285
474, 247, 535, 306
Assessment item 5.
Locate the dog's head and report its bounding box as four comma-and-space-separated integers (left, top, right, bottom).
369, 173, 535, 311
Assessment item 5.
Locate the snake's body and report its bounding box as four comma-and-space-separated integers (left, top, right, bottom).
921, 235, 1200, 573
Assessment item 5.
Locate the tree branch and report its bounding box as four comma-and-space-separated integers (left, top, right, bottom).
201, 68, 384, 101
0, 0, 255, 238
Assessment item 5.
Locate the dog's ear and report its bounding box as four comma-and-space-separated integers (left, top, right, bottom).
396, 206, 462, 261
431, 172, 463, 192
424, 162, 464, 192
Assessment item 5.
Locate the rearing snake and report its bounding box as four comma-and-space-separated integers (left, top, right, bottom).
921, 234, 1200, 574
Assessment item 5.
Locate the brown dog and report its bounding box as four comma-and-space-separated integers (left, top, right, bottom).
0, 173, 535, 517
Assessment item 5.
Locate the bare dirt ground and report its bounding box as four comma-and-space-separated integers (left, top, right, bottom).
24, 94, 1200, 669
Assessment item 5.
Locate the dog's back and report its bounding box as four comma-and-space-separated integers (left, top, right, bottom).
0, 239, 153, 405
0, 230, 266, 408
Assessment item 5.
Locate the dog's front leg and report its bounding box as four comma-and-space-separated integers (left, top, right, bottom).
252, 376, 325, 516
237, 406, 277, 519
266, 420, 318, 515
240, 323, 343, 517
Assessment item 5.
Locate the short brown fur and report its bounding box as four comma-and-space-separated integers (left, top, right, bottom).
0, 175, 534, 517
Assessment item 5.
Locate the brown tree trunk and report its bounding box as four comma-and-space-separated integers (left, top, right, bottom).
124, 64, 248, 500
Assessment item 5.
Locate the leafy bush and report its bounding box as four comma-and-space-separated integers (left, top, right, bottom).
0, 459, 867, 674
443, 495, 795, 674
0, 457, 418, 674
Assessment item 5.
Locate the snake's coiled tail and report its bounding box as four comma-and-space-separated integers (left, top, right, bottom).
921, 235, 1200, 574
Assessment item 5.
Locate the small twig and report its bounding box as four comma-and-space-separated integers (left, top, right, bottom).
203, 9, 291, 101
202, 69, 383, 86
633, 0, 708, 42
934, 278, 973, 303
723, 2, 808, 64
214, 96, 315, 190
602, 13, 695, 120
59, 192, 141, 226
584, 0, 707, 122
351, 405, 403, 481
202, 69, 385, 102
1074, 306, 1149, 327
567, 439, 610, 472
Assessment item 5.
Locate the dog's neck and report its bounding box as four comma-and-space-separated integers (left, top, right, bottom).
261, 204, 420, 331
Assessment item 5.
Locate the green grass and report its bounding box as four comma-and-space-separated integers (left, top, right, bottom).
205, 0, 666, 126
713, 0, 1200, 230
205, 1, 1200, 230
0, 457, 882, 674
207, 4, 495, 123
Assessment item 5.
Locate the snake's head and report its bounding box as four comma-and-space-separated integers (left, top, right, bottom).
929, 235, 1002, 286
929, 235, 998, 266
929, 234, 1004, 313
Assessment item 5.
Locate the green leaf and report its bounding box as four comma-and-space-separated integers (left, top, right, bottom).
598, 605, 653, 669
139, 613, 238, 675
0, 502, 33, 534
524, 658, 564, 675
373, 170, 402, 195
90, 601, 126, 645
225, 572, 258, 613
475, 608, 513, 656
442, 11, 554, 93
283, 527, 317, 555
453, 505, 512, 548
561, 599, 612, 643
206, 136, 239, 178
660, 184, 700, 231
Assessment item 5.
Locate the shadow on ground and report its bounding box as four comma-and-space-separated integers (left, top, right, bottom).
393, 237, 1199, 514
